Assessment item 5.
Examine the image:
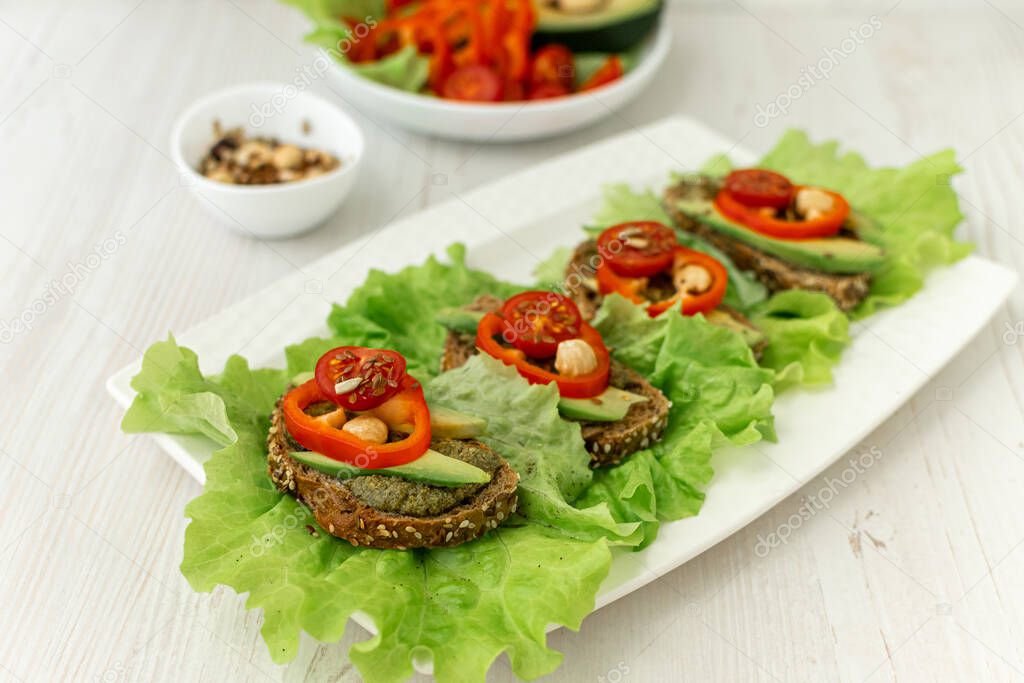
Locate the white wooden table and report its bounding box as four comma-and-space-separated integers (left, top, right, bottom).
2, 1, 1023, 681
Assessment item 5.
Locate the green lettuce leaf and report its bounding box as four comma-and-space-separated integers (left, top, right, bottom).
286, 0, 430, 92
532, 246, 574, 288
575, 294, 776, 546
126, 337, 613, 682
427, 355, 641, 544
328, 244, 523, 379
756, 130, 972, 317
749, 290, 850, 391
122, 335, 287, 444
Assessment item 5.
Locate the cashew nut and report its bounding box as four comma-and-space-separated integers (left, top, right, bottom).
342, 415, 389, 444
795, 187, 834, 221
235, 140, 273, 168
272, 144, 304, 170
674, 264, 713, 295
555, 338, 598, 377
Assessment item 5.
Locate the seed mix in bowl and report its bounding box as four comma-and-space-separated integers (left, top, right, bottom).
199, 121, 340, 185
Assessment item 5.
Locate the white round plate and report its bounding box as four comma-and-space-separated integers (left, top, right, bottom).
326, 21, 671, 142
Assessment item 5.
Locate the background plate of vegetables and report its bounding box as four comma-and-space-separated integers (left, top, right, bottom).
283, 0, 670, 141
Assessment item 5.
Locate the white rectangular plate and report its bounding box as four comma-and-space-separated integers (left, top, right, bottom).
108, 116, 1016, 632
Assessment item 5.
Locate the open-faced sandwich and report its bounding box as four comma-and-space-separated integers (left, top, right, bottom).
267, 346, 519, 549
561, 220, 766, 351
663, 169, 886, 311
437, 290, 670, 467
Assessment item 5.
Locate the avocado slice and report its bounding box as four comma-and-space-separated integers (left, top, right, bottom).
427, 406, 488, 439
289, 449, 491, 487
535, 0, 662, 52
435, 307, 484, 335
558, 386, 649, 422
673, 197, 886, 274
382, 405, 488, 439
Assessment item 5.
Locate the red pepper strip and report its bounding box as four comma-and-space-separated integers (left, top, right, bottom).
476, 313, 610, 398
597, 246, 729, 318
282, 377, 431, 468
579, 55, 624, 92
715, 186, 850, 239
482, 0, 507, 63
421, 23, 451, 91
499, 31, 530, 82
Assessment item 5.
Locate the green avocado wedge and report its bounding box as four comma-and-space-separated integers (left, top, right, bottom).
534, 0, 662, 52
289, 449, 491, 487
426, 406, 488, 439
558, 386, 649, 422
673, 196, 886, 274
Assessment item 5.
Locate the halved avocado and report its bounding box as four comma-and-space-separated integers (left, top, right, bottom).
673, 196, 886, 274
289, 449, 491, 487
533, 0, 662, 53
558, 386, 649, 422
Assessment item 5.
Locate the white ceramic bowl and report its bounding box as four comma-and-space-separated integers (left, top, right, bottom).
171, 83, 364, 239
325, 21, 671, 142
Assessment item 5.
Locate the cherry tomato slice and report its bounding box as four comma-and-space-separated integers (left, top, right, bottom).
530, 44, 574, 90
723, 169, 794, 209
597, 221, 678, 277
499, 291, 583, 359
528, 82, 570, 100
314, 347, 407, 411
442, 65, 504, 102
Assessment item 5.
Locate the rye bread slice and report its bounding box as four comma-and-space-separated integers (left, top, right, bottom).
267, 400, 519, 549
662, 178, 871, 312
561, 238, 767, 357
440, 296, 671, 467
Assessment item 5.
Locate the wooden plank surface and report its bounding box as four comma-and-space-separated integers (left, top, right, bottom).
1, 1, 1023, 681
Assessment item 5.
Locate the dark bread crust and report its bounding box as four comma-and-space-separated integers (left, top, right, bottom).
267, 401, 519, 549
662, 181, 871, 312
440, 296, 671, 467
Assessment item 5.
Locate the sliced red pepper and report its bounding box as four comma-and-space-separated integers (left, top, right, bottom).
476, 312, 609, 398
579, 55, 624, 92
597, 246, 729, 318
499, 31, 530, 82
282, 376, 431, 468
715, 185, 849, 239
